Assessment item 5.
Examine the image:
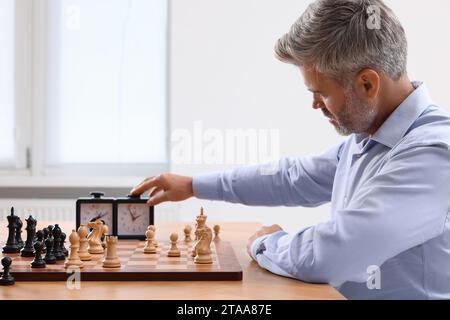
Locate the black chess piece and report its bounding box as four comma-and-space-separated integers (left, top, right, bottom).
60, 232, 69, 257
15, 217, 24, 249
52, 224, 65, 261
47, 225, 54, 241
20, 215, 37, 257
42, 227, 49, 254
31, 230, 46, 268
2, 207, 20, 253
43, 234, 56, 264
0, 257, 15, 286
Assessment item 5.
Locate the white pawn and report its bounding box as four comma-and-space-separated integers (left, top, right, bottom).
77, 225, 91, 261
143, 229, 156, 254
167, 233, 180, 257
102, 236, 121, 268
184, 225, 192, 242
147, 225, 158, 247
213, 225, 221, 241
65, 229, 84, 268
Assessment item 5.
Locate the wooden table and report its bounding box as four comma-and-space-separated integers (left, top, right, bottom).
0, 221, 344, 300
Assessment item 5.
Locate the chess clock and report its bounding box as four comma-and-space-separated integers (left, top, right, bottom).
114, 194, 154, 240
76, 192, 114, 231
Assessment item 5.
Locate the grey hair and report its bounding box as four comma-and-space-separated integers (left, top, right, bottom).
275, 0, 408, 85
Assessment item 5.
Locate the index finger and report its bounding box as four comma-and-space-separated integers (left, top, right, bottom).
130, 176, 161, 196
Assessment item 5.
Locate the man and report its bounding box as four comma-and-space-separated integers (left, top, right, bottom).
131, 0, 450, 299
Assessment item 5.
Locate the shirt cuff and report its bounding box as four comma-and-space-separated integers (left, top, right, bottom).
250, 235, 269, 261
192, 172, 222, 200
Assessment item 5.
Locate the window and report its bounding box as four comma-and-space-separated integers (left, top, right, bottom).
1, 0, 169, 183
0, 0, 15, 167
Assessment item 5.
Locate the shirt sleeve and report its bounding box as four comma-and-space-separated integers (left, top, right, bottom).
250, 145, 450, 286
192, 141, 345, 207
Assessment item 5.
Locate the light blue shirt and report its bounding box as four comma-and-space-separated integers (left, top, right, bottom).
192, 82, 450, 300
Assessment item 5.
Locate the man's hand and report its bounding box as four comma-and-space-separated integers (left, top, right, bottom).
130, 173, 194, 206
247, 224, 283, 260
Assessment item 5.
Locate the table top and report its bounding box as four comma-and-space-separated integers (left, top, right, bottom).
0, 220, 344, 300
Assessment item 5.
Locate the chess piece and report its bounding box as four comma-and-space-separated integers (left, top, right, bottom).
147, 225, 158, 247
15, 217, 24, 249
61, 232, 69, 256
168, 233, 181, 257
184, 225, 192, 242
20, 215, 37, 257
52, 224, 65, 260
213, 225, 221, 241
0, 257, 15, 286
194, 207, 207, 241
102, 224, 108, 249
2, 207, 20, 253
87, 219, 104, 254
42, 227, 49, 253
77, 225, 92, 261
143, 229, 156, 254
65, 230, 84, 268
31, 230, 46, 268
194, 227, 213, 264
47, 225, 54, 241
43, 233, 56, 264
102, 236, 121, 268
192, 209, 208, 257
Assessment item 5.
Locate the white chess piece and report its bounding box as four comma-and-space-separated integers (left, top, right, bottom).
65, 229, 84, 268
102, 224, 109, 249
213, 225, 221, 241
102, 236, 121, 268
77, 225, 92, 261
194, 227, 213, 264
184, 225, 192, 242
147, 225, 158, 247
87, 219, 104, 254
167, 233, 181, 257
144, 229, 157, 254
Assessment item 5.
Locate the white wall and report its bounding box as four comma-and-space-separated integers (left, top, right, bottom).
169, 0, 450, 232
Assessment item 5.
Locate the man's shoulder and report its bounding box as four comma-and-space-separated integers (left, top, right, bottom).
393, 104, 450, 154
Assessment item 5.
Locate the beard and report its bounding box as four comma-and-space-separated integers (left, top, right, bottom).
329, 89, 377, 136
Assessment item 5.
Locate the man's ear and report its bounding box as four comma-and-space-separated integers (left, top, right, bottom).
354, 69, 380, 99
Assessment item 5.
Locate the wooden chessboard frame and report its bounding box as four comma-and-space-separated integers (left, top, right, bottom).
1, 239, 243, 281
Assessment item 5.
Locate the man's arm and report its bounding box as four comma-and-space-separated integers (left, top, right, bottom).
248, 145, 450, 285
193, 141, 345, 207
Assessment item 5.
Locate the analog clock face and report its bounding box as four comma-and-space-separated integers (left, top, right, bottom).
117, 203, 149, 235
79, 203, 113, 228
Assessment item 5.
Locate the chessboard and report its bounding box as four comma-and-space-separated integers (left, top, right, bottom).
1, 239, 243, 281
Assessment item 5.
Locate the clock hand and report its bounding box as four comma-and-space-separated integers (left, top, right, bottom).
128, 208, 136, 219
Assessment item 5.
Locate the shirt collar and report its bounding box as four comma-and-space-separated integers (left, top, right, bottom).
355, 81, 434, 151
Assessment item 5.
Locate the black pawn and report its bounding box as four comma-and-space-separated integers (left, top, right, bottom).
15, 217, 24, 249
52, 225, 65, 261
47, 225, 54, 241
60, 232, 68, 257
0, 257, 15, 286
31, 230, 46, 268
2, 207, 20, 253
43, 236, 56, 264
20, 215, 37, 257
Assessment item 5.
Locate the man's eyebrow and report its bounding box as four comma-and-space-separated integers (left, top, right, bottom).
307, 88, 322, 94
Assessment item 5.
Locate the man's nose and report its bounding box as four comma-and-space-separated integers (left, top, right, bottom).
312, 100, 324, 110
